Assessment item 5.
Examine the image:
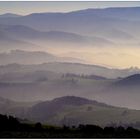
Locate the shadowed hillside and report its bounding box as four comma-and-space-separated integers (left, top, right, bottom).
114, 74, 140, 86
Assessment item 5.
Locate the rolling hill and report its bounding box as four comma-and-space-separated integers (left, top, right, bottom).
0, 96, 40, 119
27, 96, 140, 127
114, 74, 140, 86
0, 62, 139, 79
0, 30, 39, 51
0, 50, 84, 65
0, 95, 140, 128
0, 63, 139, 109
0, 13, 21, 18
0, 24, 113, 47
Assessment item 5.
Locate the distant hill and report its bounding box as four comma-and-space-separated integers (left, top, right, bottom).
68, 7, 140, 20
0, 7, 138, 42
0, 50, 84, 65
113, 74, 140, 86
0, 24, 113, 46
0, 63, 139, 109
0, 30, 39, 51
0, 62, 139, 78
0, 13, 21, 18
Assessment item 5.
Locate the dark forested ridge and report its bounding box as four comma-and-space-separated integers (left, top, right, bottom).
0, 114, 140, 138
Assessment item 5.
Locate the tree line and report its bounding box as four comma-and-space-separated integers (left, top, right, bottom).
0, 114, 140, 138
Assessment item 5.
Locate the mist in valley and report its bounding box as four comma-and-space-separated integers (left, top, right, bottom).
0, 4, 140, 127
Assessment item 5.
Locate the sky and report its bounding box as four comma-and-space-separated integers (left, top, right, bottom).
1, 1, 140, 15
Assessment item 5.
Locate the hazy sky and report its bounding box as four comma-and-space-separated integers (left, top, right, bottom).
1, 1, 140, 15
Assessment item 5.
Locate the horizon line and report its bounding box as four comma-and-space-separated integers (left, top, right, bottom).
1, 6, 140, 16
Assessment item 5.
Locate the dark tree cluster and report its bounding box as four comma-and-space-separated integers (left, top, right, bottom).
0, 114, 140, 138
62, 73, 105, 80
0, 114, 20, 131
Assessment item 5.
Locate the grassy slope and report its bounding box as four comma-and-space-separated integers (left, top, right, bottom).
46, 104, 140, 127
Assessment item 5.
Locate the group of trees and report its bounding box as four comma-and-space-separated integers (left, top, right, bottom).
62, 73, 105, 80
0, 114, 140, 138
0, 114, 20, 131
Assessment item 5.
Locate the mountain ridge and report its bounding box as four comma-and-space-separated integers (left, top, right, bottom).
0, 7, 137, 41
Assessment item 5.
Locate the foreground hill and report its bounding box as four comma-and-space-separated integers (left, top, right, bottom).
27, 96, 140, 127
0, 96, 140, 128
